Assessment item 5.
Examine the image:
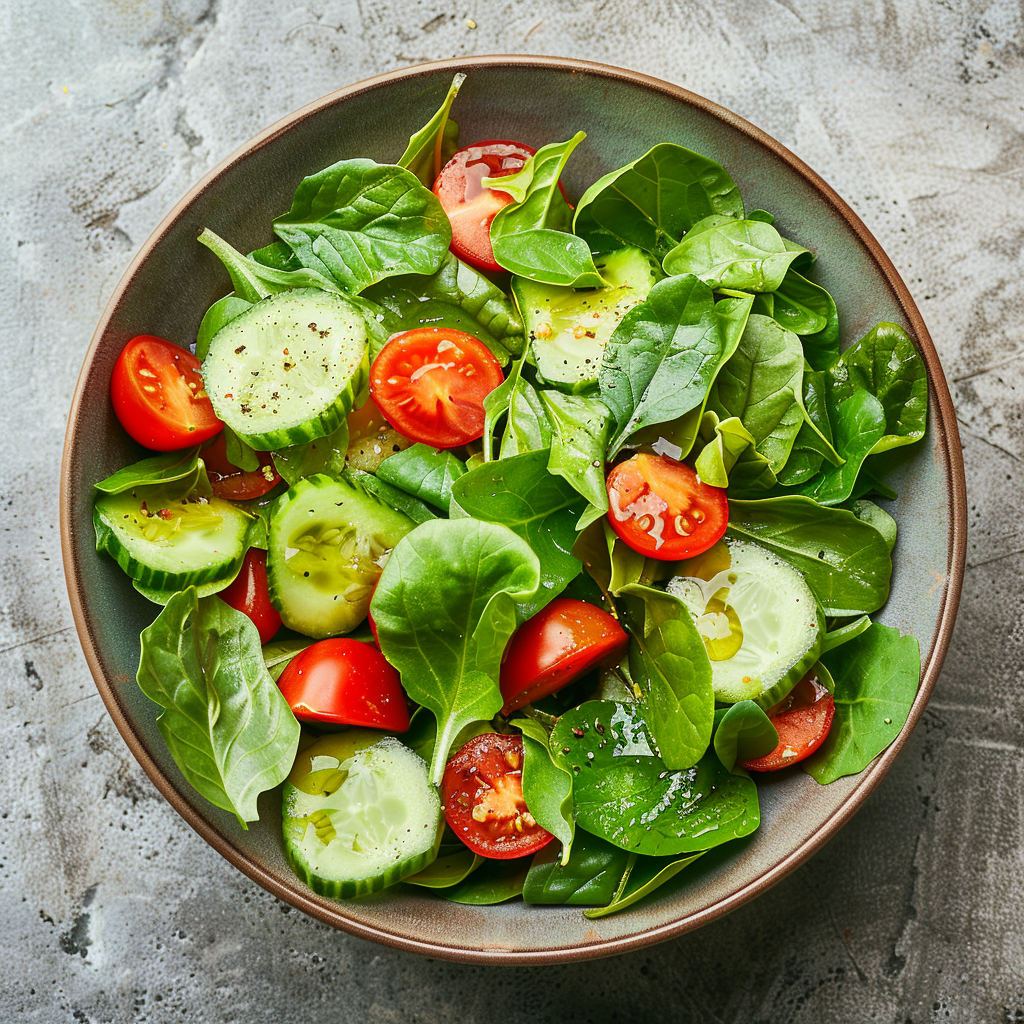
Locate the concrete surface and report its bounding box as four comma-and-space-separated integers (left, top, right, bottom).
1, 1, 1021, 1021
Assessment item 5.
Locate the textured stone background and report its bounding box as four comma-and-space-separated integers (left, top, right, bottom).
2, 0, 1021, 1021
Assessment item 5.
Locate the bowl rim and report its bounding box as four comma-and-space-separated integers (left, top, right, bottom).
59, 53, 967, 965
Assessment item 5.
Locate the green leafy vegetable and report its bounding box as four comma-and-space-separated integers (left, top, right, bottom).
377, 443, 467, 513
523, 832, 629, 905
820, 615, 872, 655
438, 858, 531, 905
482, 357, 525, 461
713, 701, 779, 774
775, 367, 834, 486
772, 268, 832, 336
261, 637, 315, 682
272, 420, 349, 486
516, 717, 575, 864
405, 830, 482, 889
94, 448, 201, 495
692, 412, 759, 489
397, 73, 465, 185
346, 469, 437, 526
539, 392, 610, 523
583, 852, 704, 919
498, 376, 553, 458
196, 294, 253, 361
849, 499, 897, 552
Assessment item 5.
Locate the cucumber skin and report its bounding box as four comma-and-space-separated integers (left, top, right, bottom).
751, 599, 826, 711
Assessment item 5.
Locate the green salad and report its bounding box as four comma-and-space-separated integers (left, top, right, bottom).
94, 74, 927, 918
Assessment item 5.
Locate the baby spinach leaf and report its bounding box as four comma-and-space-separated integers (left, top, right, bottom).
377, 443, 467, 514
272, 420, 349, 486
583, 851, 705, 919
373, 519, 540, 784
261, 637, 315, 682
248, 239, 302, 271
692, 411, 758, 488
662, 220, 807, 292
775, 368, 834, 486
573, 143, 744, 258
492, 229, 608, 288
600, 276, 752, 457
570, 519, 645, 606
439, 857, 530, 904
450, 451, 584, 618
772, 268, 832, 336
618, 584, 715, 770
405, 829, 483, 889
273, 160, 451, 294
347, 469, 437, 525
136, 589, 300, 826
727, 496, 892, 616
196, 294, 253, 361
849, 499, 897, 552
713, 702, 778, 774
828, 322, 927, 454
516, 717, 575, 863
94, 448, 201, 495
523, 831, 630, 905
499, 375, 553, 458
396, 72, 465, 185
540, 392, 611, 520
820, 614, 872, 655
482, 357, 524, 461
133, 576, 238, 607
222, 426, 259, 473
552, 701, 760, 856
805, 623, 921, 784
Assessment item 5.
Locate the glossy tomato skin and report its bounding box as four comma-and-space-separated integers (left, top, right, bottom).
277, 638, 410, 732
369, 327, 504, 448
500, 598, 629, 714
218, 549, 282, 644
606, 454, 729, 561
740, 673, 835, 772
433, 140, 535, 273
201, 432, 281, 501
442, 733, 554, 860
111, 335, 222, 451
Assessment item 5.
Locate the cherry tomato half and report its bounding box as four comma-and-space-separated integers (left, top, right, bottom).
442, 733, 554, 860
433, 140, 535, 273
201, 432, 281, 501
740, 672, 835, 772
369, 328, 504, 447
277, 638, 410, 732
111, 335, 222, 451
606, 454, 729, 561
218, 549, 281, 644
500, 598, 629, 714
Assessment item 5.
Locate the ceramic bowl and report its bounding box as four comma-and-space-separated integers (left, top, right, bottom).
60, 55, 966, 964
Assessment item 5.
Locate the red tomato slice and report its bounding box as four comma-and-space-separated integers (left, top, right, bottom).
606, 454, 729, 561
500, 598, 628, 714
442, 733, 554, 860
740, 673, 835, 772
433, 140, 536, 272
111, 335, 222, 451
277, 638, 410, 732
369, 328, 504, 447
218, 549, 282, 644
201, 433, 281, 501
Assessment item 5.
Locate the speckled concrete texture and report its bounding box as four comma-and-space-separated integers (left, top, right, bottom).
2, 1, 1020, 1021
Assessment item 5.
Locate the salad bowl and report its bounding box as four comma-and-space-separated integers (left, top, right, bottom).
60, 55, 966, 964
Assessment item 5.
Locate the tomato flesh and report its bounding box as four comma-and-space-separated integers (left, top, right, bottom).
277, 638, 410, 732
369, 327, 504, 447
606, 454, 728, 560
500, 598, 629, 714
218, 549, 282, 644
111, 335, 222, 451
433, 140, 535, 272
202, 432, 281, 501
442, 733, 554, 860
740, 673, 835, 772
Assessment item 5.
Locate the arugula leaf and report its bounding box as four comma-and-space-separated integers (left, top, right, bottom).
805, 623, 920, 784
439, 858, 531, 904
583, 851, 705, 919
136, 589, 300, 826
372, 518, 540, 784
523, 831, 630, 905
272, 420, 349, 487
713, 702, 778, 774
516, 717, 575, 864
94, 448, 201, 494
540, 392, 610, 521
397, 73, 465, 185
273, 160, 451, 294
820, 615, 872, 655
377, 443, 467, 513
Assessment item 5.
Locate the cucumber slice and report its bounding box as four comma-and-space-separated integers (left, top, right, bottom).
282, 731, 441, 899
94, 490, 253, 590
667, 538, 823, 707
202, 289, 369, 451
513, 247, 660, 391
267, 473, 415, 638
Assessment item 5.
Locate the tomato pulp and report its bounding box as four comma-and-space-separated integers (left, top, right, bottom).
369, 327, 504, 447
219, 549, 282, 644
500, 598, 629, 714
111, 335, 222, 451
442, 733, 554, 860
740, 673, 835, 772
606, 454, 729, 560
202, 432, 281, 501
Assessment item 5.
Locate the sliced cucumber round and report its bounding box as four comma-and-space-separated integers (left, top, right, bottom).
202, 289, 369, 451
667, 538, 823, 707
267, 473, 415, 638
94, 490, 252, 590
282, 731, 441, 899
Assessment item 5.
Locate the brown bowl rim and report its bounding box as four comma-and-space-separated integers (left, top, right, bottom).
59, 54, 967, 965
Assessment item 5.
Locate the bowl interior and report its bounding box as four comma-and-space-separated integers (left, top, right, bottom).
61, 57, 964, 963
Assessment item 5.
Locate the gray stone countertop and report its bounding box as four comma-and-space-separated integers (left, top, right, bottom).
2, 1, 1020, 1021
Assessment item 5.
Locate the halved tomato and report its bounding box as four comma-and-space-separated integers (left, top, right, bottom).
202, 432, 281, 501
740, 672, 835, 772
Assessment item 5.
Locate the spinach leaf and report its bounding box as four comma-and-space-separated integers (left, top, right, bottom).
583, 851, 704, 920
773, 268, 832, 336
516, 717, 575, 863
727, 496, 892, 616
372, 518, 540, 784
692, 412, 760, 489
820, 615, 872, 655
396, 73, 465, 185
849, 499, 897, 552
482, 357, 525, 461
346, 469, 437, 526
573, 143, 744, 258
133, 576, 238, 607
377, 443, 467, 513
540, 392, 610, 521
571, 519, 645, 604
439, 858, 530, 904
775, 367, 834, 486
492, 229, 609, 288
523, 831, 630, 905
805, 622, 920, 784
619, 584, 715, 770
272, 420, 349, 486
828, 322, 927, 454
499, 375, 553, 458
261, 637, 315, 682
248, 239, 302, 271
599, 276, 752, 457
222, 426, 259, 473
552, 700, 759, 856
713, 702, 778, 774
450, 451, 584, 617
196, 294, 253, 361
136, 589, 300, 826
273, 160, 451, 294
405, 829, 483, 889
94, 448, 201, 494
662, 220, 807, 292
